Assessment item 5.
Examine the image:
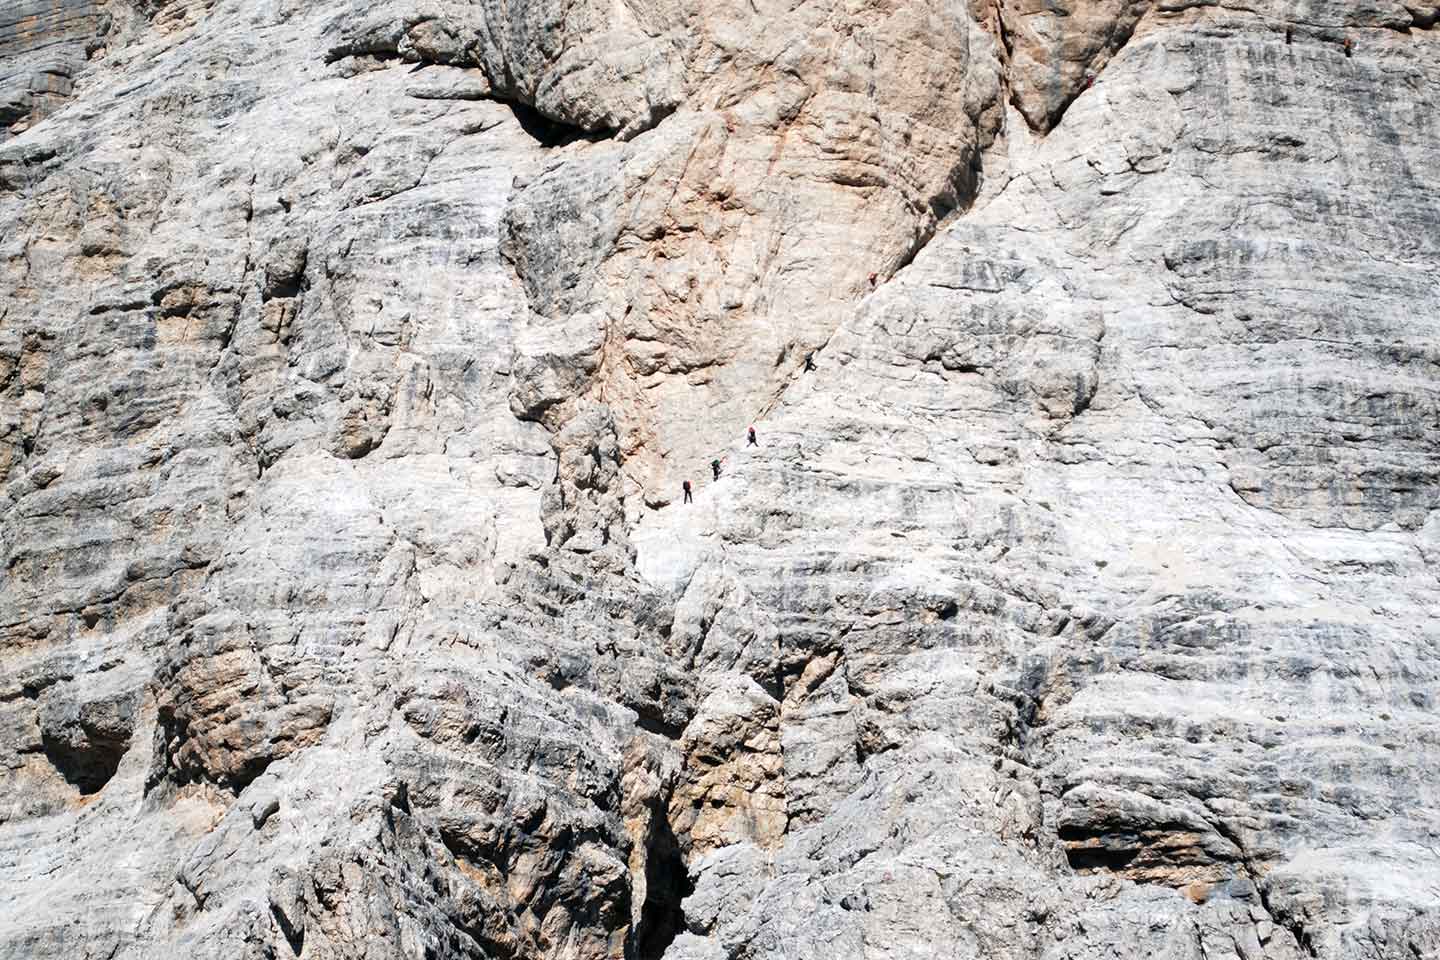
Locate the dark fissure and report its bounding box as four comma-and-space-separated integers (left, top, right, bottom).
508, 102, 608, 149
635, 811, 692, 960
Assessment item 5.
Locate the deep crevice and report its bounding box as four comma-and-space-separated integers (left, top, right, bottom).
271, 902, 304, 956
633, 709, 685, 741
323, 44, 404, 65
634, 802, 692, 960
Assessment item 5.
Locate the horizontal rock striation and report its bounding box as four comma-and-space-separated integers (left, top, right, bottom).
0, 0, 1437, 959
0, 0, 107, 137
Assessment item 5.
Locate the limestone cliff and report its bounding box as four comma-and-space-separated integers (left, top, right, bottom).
1, 0, 1437, 958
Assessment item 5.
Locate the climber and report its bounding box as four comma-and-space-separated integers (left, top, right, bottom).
1084, 69, 1096, 89
711, 458, 722, 481
867, 272, 878, 289
1343, 37, 1353, 57
747, 426, 758, 447
804, 352, 817, 372
682, 479, 693, 504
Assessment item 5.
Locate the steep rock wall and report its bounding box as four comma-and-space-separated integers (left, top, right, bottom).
0, 0, 1437, 958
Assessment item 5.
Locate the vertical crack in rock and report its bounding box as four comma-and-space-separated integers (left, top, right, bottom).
621, 738, 693, 960
634, 807, 691, 960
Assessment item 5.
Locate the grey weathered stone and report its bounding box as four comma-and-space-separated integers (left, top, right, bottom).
0, 0, 105, 138
1, 0, 1438, 958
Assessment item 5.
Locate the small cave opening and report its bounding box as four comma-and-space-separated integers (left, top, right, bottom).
507, 102, 607, 149
1063, 843, 1140, 873
636, 811, 693, 960
1058, 825, 1143, 874
41, 727, 130, 795
261, 275, 303, 302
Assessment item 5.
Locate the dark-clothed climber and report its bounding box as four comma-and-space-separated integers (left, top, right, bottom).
747, 426, 758, 447
711, 459, 722, 481
804, 352, 816, 372
682, 480, 693, 504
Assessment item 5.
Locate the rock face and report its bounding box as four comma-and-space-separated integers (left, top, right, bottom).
1, 0, 1438, 958
0, 0, 106, 138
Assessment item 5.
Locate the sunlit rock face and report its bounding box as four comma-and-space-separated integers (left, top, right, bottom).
1, 1, 105, 139
1, 0, 1437, 958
